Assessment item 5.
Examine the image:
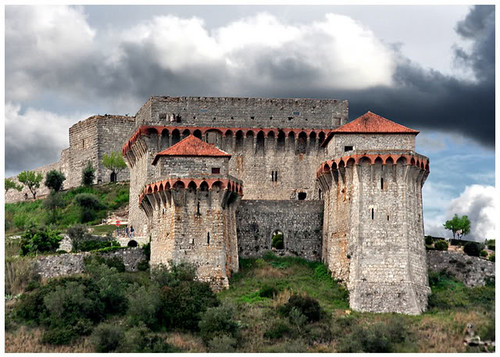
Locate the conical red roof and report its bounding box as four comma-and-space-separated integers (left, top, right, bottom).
332, 111, 419, 134
152, 135, 231, 165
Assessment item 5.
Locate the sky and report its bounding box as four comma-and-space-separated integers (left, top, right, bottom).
3, 4, 496, 241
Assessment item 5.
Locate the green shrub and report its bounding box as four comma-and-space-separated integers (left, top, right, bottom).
425, 235, 434, 245
142, 242, 151, 261
487, 240, 495, 251
199, 303, 239, 344
480, 250, 488, 257
81, 161, 95, 186
434, 240, 449, 251
74, 193, 104, 223
488, 253, 495, 262
84, 254, 125, 272
41, 327, 77, 345
336, 319, 410, 353
19, 225, 62, 256
151, 262, 196, 288
158, 280, 219, 331
259, 284, 279, 298
91, 322, 125, 352
279, 294, 322, 323
118, 324, 179, 352
126, 284, 160, 328
138, 260, 149, 271
207, 334, 238, 352
78, 239, 118, 252
44, 170, 66, 192
463, 241, 481, 257
264, 320, 292, 339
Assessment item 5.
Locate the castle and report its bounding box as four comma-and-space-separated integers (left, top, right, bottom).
7, 96, 430, 314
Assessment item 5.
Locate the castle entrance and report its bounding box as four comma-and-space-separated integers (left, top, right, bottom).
271, 230, 284, 250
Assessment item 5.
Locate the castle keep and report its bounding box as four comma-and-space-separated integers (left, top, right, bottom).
9, 96, 431, 314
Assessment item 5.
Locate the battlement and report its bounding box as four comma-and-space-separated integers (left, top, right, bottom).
134, 96, 348, 131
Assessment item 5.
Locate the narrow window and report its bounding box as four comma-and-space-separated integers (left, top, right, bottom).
207, 232, 210, 245
318, 189, 322, 200
381, 178, 384, 190
344, 145, 353, 152
387, 215, 390, 221
371, 208, 375, 220
197, 201, 200, 215
82, 139, 85, 149
212, 167, 220, 174
271, 170, 278, 182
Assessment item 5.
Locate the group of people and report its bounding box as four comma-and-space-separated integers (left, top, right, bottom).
125, 225, 134, 238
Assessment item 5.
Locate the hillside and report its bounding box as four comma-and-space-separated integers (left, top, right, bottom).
4, 184, 495, 353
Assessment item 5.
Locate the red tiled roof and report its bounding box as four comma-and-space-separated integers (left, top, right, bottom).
331, 111, 419, 134
152, 135, 231, 165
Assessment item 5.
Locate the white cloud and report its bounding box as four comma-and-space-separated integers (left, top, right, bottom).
446, 185, 497, 241
5, 102, 90, 176
6, 6, 96, 102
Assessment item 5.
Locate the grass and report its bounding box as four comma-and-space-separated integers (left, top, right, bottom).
5, 182, 129, 235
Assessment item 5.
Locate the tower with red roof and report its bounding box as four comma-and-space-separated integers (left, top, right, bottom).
140, 135, 243, 289
317, 111, 430, 314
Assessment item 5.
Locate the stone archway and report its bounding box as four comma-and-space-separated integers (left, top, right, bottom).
271, 230, 284, 250
127, 240, 138, 247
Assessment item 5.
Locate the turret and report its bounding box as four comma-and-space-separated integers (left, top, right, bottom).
317, 112, 430, 314
139, 135, 243, 290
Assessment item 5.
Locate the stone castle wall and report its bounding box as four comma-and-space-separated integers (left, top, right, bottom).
236, 200, 323, 261
136, 96, 348, 129
6, 115, 135, 203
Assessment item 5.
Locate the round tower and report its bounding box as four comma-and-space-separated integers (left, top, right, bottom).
317, 112, 431, 315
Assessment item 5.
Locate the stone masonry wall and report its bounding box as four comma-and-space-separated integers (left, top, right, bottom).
327, 133, 416, 157
236, 200, 323, 261
427, 250, 495, 287
35, 248, 146, 280
139, 96, 348, 129
149, 187, 241, 290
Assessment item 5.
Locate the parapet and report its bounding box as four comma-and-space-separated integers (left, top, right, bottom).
134, 96, 348, 130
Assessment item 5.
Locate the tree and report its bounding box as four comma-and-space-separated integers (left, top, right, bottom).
443, 214, 471, 239
82, 161, 96, 186
5, 178, 22, 194
102, 152, 127, 183
18, 170, 43, 199
45, 170, 66, 192
19, 224, 62, 256
75, 193, 104, 223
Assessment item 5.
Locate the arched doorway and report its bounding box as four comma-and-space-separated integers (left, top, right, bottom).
127, 240, 138, 248
271, 230, 284, 250
110, 172, 117, 183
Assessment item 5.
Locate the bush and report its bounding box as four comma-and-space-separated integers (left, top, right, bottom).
259, 284, 279, 298
142, 242, 151, 261
118, 324, 179, 352
464, 242, 481, 257
199, 303, 240, 344
488, 253, 495, 262
67, 224, 93, 251
425, 235, 434, 245
279, 294, 322, 323
336, 319, 410, 353
158, 280, 219, 331
207, 334, 238, 352
19, 225, 62, 256
41, 327, 77, 345
434, 240, 448, 251
138, 260, 149, 271
79, 240, 119, 252
84, 254, 125, 272
264, 320, 292, 339
74, 193, 104, 223
44, 170, 66, 192
126, 284, 161, 328
151, 262, 196, 288
81, 161, 95, 186
487, 240, 495, 251
91, 323, 125, 352
480, 250, 488, 257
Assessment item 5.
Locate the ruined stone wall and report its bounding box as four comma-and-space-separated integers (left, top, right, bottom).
7, 115, 135, 203
149, 187, 240, 290
139, 96, 348, 129
35, 248, 146, 280
236, 200, 323, 261
327, 133, 416, 157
